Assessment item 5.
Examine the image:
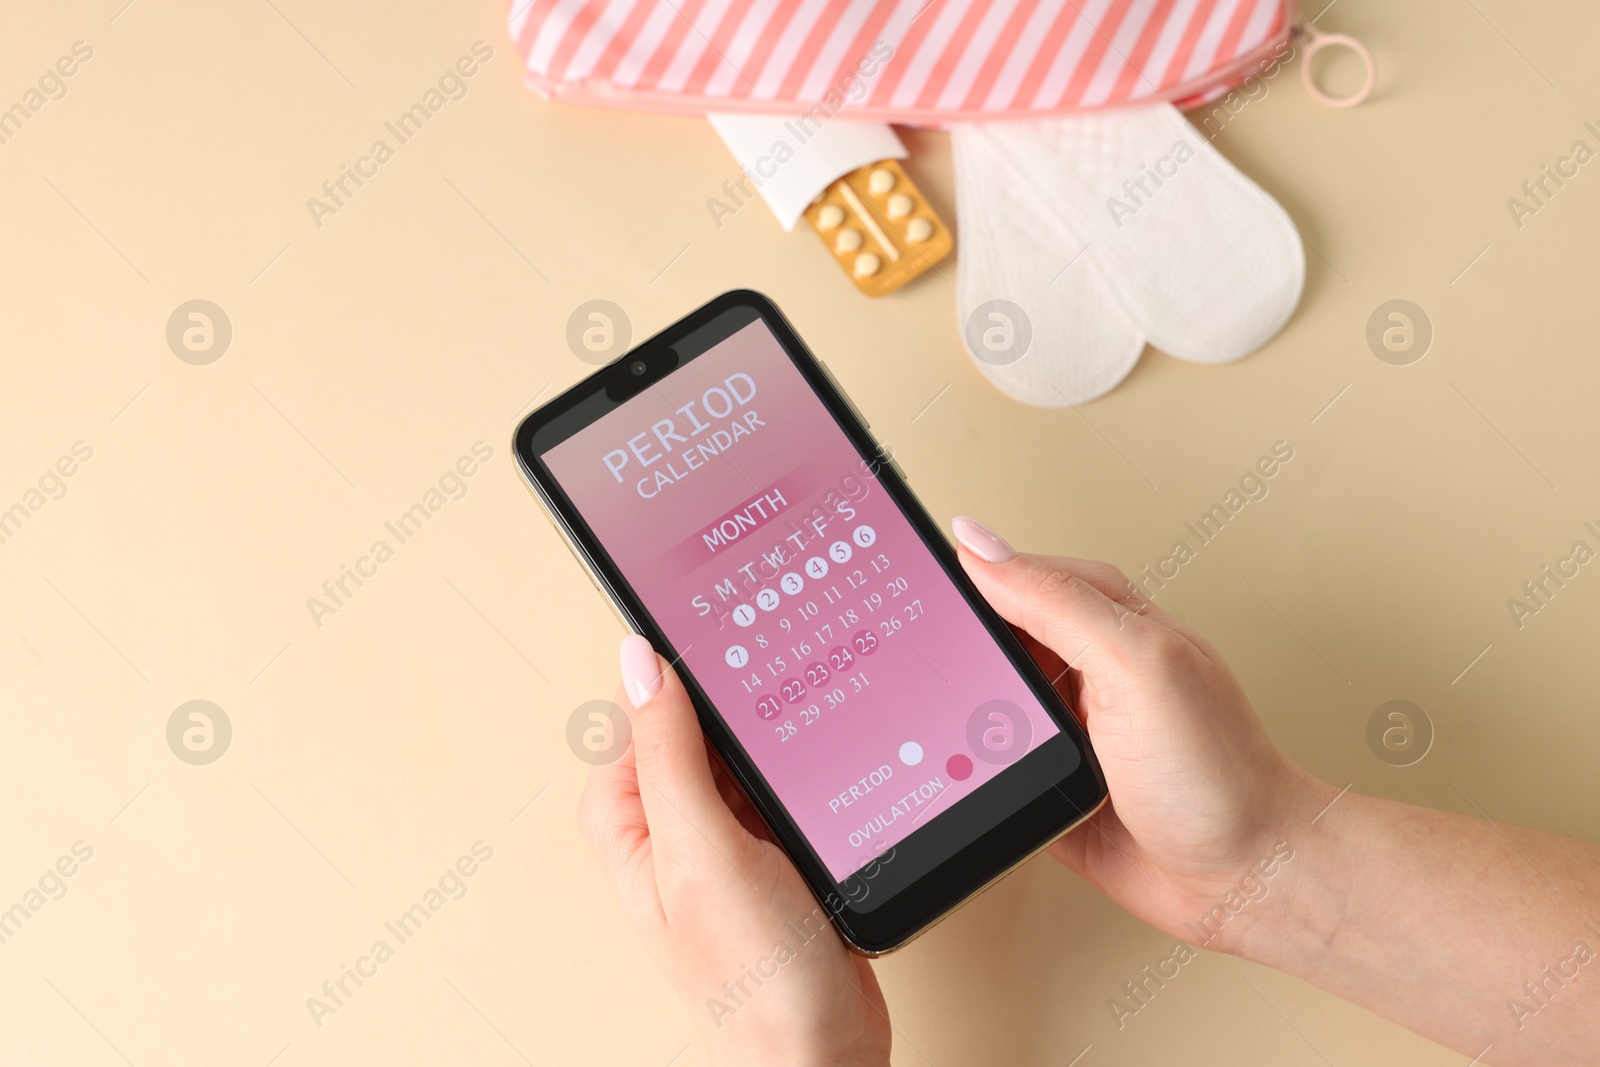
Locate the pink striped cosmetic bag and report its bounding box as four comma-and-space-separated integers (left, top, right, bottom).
507, 0, 1302, 123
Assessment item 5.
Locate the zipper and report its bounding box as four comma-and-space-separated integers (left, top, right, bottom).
1167, 0, 1302, 106
1171, 0, 1374, 111
520, 1, 1370, 123
1287, 16, 1378, 109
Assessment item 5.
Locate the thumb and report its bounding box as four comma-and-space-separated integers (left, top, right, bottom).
951, 517, 1161, 678
619, 634, 754, 874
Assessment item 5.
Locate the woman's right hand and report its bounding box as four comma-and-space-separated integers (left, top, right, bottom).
953, 516, 1600, 1065
951, 516, 1338, 953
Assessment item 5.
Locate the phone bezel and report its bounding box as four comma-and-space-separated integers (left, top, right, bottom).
514, 290, 1107, 954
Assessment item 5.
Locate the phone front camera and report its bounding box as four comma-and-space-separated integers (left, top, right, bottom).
629, 359, 647, 376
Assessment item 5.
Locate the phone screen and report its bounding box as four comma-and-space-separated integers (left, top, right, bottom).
539, 318, 1068, 884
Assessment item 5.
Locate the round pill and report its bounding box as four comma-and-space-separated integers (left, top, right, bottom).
817, 203, 845, 229
853, 252, 881, 278
886, 194, 913, 219
868, 168, 895, 195
834, 228, 863, 253
906, 217, 934, 243
899, 741, 924, 766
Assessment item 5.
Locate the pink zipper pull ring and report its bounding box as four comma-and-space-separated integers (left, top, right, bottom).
1296, 23, 1376, 109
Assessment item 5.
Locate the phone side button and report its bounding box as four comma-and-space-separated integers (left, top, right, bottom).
549, 520, 634, 633
594, 581, 634, 634
578, 557, 635, 634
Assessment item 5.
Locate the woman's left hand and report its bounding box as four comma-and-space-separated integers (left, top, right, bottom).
578, 634, 893, 1067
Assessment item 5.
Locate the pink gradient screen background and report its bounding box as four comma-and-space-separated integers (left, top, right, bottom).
543, 320, 1059, 879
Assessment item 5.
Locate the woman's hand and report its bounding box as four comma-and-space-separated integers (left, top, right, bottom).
954, 517, 1600, 1064
951, 516, 1336, 954
579, 634, 892, 1067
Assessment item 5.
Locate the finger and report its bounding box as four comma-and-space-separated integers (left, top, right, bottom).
620, 635, 758, 881
1014, 630, 1085, 723
707, 744, 775, 844
952, 517, 1211, 655
1027, 554, 1152, 611
577, 684, 649, 885
951, 517, 1166, 676
1015, 628, 1068, 685
1026, 552, 1225, 663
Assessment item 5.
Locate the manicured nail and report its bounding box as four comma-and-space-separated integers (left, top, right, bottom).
952, 516, 1015, 563
620, 634, 663, 708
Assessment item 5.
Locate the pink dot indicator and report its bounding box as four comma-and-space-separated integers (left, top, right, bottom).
946, 754, 973, 781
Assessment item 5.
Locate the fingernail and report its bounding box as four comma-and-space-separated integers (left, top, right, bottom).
952, 516, 1015, 563
620, 634, 662, 708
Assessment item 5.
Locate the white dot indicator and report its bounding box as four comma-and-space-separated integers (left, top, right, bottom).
780, 571, 804, 595
732, 604, 756, 627
829, 540, 853, 563
853, 525, 877, 548
725, 645, 749, 668
899, 741, 924, 766
805, 556, 829, 579
755, 588, 780, 611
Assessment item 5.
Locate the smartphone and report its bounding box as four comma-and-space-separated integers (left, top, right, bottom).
515, 291, 1106, 953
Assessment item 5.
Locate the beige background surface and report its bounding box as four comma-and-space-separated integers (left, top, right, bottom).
3, 1, 1598, 1064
